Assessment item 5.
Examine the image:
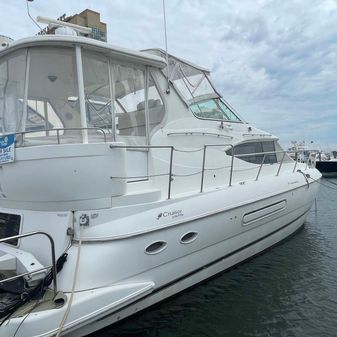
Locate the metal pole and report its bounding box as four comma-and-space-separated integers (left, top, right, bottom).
276, 152, 286, 176
168, 147, 174, 199
229, 145, 234, 186
200, 145, 207, 193
108, 58, 116, 141
75, 45, 89, 144
22, 49, 30, 135
293, 152, 298, 173
162, 0, 170, 93
56, 129, 60, 144
256, 154, 266, 181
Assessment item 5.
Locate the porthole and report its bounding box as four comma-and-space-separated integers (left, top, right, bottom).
145, 241, 167, 255
180, 231, 198, 244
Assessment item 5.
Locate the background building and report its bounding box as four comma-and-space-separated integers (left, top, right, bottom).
39, 9, 107, 42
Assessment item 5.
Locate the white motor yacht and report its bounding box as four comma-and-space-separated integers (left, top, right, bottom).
0, 25, 321, 337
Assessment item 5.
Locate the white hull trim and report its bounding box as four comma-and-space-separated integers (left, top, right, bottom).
65, 209, 309, 337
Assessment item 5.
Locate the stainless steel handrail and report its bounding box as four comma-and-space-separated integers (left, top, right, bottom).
256, 154, 266, 181
11, 127, 107, 147
200, 144, 234, 192
276, 152, 286, 176
108, 145, 316, 196
0, 231, 58, 298
109, 144, 175, 199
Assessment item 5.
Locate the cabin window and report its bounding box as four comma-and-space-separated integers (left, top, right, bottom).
114, 64, 147, 143
226, 141, 277, 164
27, 47, 78, 137
190, 98, 241, 122
0, 50, 26, 133
82, 51, 112, 132
148, 73, 165, 131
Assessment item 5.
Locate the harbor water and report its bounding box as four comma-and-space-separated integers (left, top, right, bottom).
91, 178, 337, 337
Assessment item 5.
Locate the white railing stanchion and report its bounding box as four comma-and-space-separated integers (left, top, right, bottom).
276, 152, 286, 176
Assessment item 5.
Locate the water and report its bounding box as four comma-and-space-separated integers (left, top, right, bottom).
91, 178, 337, 337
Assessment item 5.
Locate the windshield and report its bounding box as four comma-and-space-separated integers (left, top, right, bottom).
190, 98, 241, 122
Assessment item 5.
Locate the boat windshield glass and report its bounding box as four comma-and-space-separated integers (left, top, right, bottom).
190, 98, 241, 122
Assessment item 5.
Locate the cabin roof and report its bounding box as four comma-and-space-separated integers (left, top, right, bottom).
0, 35, 167, 69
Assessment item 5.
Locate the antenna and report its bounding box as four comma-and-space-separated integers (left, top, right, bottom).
162, 0, 170, 94
37, 16, 92, 35
26, 0, 43, 32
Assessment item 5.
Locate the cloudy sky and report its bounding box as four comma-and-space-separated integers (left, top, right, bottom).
1, 0, 337, 149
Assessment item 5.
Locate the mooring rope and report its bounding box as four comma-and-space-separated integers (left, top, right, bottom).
308, 176, 337, 191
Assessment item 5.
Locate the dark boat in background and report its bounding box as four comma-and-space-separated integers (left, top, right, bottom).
316, 151, 337, 177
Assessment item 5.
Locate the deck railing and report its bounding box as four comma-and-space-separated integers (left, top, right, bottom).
3, 130, 317, 198
12, 127, 108, 147
0, 231, 58, 298
108, 144, 318, 199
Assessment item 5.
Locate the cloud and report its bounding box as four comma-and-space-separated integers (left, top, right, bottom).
1, 0, 336, 148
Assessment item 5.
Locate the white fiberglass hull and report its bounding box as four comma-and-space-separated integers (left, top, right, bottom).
1, 176, 319, 337
69, 210, 308, 337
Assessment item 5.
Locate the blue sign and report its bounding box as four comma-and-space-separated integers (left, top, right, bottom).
0, 134, 15, 164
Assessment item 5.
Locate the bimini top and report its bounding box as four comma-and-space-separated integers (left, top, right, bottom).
0, 35, 167, 69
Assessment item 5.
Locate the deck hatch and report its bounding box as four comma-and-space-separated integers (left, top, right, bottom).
0, 213, 21, 246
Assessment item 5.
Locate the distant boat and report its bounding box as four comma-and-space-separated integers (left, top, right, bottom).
316, 151, 337, 177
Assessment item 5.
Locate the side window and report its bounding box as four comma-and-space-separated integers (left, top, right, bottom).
227, 141, 277, 164
82, 51, 112, 131
0, 50, 26, 133
148, 73, 165, 132
114, 64, 146, 143
262, 141, 277, 164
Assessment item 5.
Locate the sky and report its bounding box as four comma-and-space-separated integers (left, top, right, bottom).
1, 0, 337, 150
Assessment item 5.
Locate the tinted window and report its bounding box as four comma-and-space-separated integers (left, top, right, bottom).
0, 213, 21, 246
227, 141, 277, 164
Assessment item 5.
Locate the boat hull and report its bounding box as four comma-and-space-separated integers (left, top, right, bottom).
0, 176, 320, 337
66, 207, 309, 337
